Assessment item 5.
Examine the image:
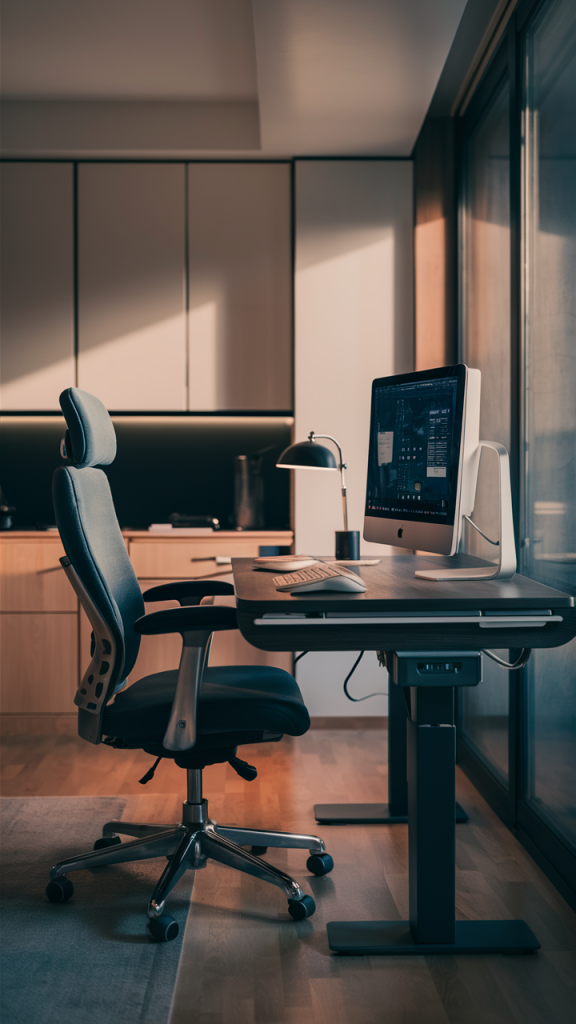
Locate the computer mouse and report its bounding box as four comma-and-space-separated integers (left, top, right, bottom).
253, 555, 319, 572
294, 575, 366, 593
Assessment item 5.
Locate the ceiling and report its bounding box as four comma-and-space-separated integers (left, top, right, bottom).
1, 0, 258, 101
1, 0, 472, 156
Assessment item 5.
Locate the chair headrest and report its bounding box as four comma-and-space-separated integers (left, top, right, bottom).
59, 388, 117, 467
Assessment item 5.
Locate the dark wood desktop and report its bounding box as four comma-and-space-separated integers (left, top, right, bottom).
234, 553, 576, 653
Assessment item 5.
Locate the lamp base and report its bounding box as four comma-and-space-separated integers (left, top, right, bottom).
335, 531, 360, 561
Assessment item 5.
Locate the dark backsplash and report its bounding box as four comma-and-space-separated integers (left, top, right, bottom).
0, 415, 293, 531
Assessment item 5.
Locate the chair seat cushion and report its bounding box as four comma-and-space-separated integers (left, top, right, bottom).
102, 665, 310, 742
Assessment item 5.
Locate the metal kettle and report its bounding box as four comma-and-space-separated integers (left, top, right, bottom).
234, 447, 273, 530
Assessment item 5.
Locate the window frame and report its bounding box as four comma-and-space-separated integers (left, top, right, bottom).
454, 0, 576, 908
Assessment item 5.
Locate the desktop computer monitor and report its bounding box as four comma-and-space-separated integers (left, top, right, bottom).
364, 364, 481, 557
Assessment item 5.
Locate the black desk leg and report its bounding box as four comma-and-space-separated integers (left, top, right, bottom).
314, 679, 468, 825
327, 685, 540, 955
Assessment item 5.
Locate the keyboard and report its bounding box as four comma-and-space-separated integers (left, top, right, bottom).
273, 564, 367, 593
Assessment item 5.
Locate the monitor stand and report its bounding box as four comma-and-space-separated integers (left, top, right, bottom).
314, 675, 467, 825
415, 440, 517, 581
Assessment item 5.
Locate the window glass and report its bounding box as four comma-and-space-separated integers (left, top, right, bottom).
522, 0, 576, 850
460, 77, 511, 784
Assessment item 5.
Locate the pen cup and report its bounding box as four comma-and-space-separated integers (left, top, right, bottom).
335, 531, 360, 561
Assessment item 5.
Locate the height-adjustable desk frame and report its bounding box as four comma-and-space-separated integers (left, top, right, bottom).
314, 672, 469, 826
233, 554, 576, 956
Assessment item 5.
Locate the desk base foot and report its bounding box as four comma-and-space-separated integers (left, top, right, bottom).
314, 802, 468, 825
327, 919, 540, 955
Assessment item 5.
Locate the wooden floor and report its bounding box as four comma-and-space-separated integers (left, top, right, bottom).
2, 729, 576, 1024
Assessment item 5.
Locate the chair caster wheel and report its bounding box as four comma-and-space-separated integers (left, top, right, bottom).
288, 894, 315, 921
94, 835, 122, 851
146, 915, 179, 943
306, 853, 334, 876
251, 846, 268, 855
46, 877, 74, 903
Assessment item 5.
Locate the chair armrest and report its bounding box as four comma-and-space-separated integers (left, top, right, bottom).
142, 580, 234, 605
133, 605, 238, 754
134, 606, 237, 636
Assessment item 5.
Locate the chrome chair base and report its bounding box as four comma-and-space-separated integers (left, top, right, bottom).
48, 769, 330, 937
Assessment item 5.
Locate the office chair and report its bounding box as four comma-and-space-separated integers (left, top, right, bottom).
46, 388, 333, 942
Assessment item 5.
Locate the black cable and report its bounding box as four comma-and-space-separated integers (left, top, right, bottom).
343, 651, 388, 702
482, 648, 532, 670
296, 649, 387, 701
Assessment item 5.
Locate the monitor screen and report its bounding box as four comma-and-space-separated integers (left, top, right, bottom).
365, 366, 466, 528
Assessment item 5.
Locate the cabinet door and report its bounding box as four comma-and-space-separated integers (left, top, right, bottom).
188, 163, 292, 411
0, 540, 77, 612
78, 164, 186, 410
0, 614, 78, 713
0, 163, 74, 410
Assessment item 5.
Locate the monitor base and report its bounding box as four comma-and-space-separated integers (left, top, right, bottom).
415, 566, 500, 581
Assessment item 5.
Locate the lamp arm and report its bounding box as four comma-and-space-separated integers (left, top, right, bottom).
308, 432, 348, 531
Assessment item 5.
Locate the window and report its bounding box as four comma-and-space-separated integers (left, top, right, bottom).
456, 0, 576, 898
459, 68, 511, 789
521, 0, 576, 852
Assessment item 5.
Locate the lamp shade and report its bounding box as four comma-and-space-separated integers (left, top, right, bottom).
276, 440, 337, 470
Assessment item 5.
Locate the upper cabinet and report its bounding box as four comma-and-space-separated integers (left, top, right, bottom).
0, 163, 75, 410
77, 163, 187, 410
1, 161, 292, 413
188, 163, 292, 411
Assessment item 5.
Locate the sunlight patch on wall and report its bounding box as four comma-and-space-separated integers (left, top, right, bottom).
188, 300, 219, 410
77, 312, 186, 410
295, 233, 396, 557
0, 356, 74, 411
415, 216, 446, 372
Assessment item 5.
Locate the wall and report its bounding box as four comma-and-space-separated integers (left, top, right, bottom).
413, 117, 457, 370
293, 160, 414, 716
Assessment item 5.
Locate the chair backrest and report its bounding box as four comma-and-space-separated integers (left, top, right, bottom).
52, 388, 145, 743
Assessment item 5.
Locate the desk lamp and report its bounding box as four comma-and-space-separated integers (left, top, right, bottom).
276, 431, 360, 560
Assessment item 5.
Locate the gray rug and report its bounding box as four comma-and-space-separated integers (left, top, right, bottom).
0, 797, 194, 1024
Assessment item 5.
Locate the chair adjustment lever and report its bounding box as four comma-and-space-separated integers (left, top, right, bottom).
228, 756, 258, 782
139, 756, 163, 785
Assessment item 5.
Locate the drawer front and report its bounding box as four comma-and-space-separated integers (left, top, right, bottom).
0, 540, 77, 612
128, 539, 262, 578
0, 613, 78, 713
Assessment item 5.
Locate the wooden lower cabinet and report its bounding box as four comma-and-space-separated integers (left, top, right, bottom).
0, 537, 75, 611
80, 582, 183, 688
0, 613, 78, 714
1, 531, 293, 734
80, 580, 292, 688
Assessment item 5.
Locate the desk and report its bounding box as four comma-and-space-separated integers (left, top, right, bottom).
233, 554, 576, 955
